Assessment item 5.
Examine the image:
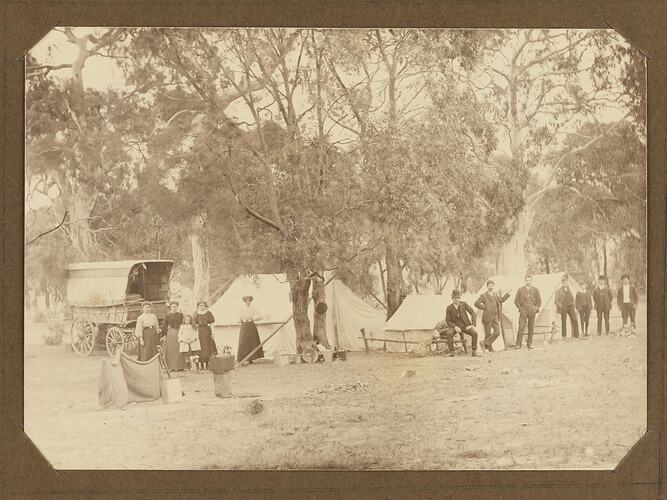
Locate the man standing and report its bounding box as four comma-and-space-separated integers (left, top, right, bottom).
474, 279, 510, 352
555, 274, 580, 339
616, 274, 639, 334
513, 274, 541, 349
575, 283, 594, 337
445, 289, 480, 357
592, 275, 613, 335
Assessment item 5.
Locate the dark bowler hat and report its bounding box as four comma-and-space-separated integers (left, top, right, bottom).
621, 274, 630, 281
242, 295, 254, 303
452, 289, 462, 298
598, 275, 607, 281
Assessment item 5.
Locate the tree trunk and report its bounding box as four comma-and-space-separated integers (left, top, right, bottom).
288, 271, 313, 353
190, 212, 210, 303
384, 238, 403, 320
312, 277, 330, 348
544, 254, 551, 274
68, 188, 95, 259
602, 240, 608, 278
498, 205, 534, 276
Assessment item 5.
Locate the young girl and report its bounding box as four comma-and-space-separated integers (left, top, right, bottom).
178, 314, 201, 371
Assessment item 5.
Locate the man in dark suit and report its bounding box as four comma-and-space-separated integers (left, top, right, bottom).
445, 289, 480, 357
592, 275, 613, 335
616, 274, 639, 334
513, 274, 542, 349
474, 279, 510, 352
555, 274, 580, 339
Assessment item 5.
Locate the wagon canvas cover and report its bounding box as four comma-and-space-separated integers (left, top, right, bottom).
66, 260, 173, 307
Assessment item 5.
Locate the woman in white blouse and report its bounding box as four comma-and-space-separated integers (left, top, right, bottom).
135, 301, 160, 361
237, 295, 264, 364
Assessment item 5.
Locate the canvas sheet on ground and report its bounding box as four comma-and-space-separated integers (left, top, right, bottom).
210, 273, 386, 358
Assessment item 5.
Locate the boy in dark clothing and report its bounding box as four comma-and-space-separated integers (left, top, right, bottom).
555, 274, 579, 339
575, 283, 593, 337
591, 275, 613, 335
513, 274, 542, 349
616, 274, 639, 334
444, 289, 480, 357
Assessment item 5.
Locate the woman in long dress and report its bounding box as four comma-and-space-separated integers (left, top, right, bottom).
160, 301, 185, 371
135, 302, 160, 361
237, 295, 264, 364
193, 301, 217, 371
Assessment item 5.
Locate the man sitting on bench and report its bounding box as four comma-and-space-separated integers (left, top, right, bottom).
444, 289, 480, 357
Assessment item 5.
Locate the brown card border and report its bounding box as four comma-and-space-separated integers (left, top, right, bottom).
2, 1, 665, 498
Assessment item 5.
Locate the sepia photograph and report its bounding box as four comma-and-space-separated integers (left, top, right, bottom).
23, 27, 647, 471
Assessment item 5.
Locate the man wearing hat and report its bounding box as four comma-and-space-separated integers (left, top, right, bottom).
444, 289, 480, 357
592, 275, 613, 335
474, 279, 510, 352
616, 274, 639, 334
513, 274, 542, 349
555, 274, 579, 339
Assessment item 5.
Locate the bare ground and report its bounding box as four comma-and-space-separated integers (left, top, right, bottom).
24, 312, 646, 470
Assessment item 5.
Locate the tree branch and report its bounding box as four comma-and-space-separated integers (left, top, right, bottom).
25, 211, 68, 246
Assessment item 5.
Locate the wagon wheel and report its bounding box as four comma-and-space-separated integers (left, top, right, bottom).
105, 326, 126, 356
71, 318, 97, 356
123, 332, 139, 355
301, 345, 319, 364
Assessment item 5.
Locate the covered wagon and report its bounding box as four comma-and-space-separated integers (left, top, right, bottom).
66, 260, 174, 356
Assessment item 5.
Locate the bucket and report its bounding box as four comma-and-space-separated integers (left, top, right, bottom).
274, 350, 289, 367
321, 349, 334, 362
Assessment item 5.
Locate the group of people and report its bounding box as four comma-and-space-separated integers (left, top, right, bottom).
437, 273, 640, 356
133, 294, 266, 372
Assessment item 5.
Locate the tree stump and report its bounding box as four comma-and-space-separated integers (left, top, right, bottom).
209, 354, 235, 399
213, 372, 233, 398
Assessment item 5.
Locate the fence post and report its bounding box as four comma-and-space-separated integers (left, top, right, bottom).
360, 328, 369, 354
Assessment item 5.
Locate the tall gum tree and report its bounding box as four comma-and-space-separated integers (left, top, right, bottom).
323, 29, 504, 318
26, 28, 130, 260
445, 29, 641, 275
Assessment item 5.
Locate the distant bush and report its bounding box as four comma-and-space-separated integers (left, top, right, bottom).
42, 323, 66, 346
33, 310, 48, 323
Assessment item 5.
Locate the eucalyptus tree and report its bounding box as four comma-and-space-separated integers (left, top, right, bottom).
442, 29, 643, 275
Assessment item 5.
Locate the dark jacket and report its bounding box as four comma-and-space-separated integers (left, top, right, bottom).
616, 285, 639, 308
445, 301, 477, 329
475, 291, 510, 323
592, 286, 613, 312
575, 291, 593, 312
554, 286, 575, 313
514, 286, 542, 312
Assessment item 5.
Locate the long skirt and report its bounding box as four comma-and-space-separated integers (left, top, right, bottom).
165, 327, 185, 370
139, 326, 159, 362
237, 321, 263, 362
198, 325, 217, 363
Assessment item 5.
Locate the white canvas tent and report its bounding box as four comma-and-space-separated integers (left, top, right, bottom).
473, 272, 582, 346
382, 294, 507, 353
209, 273, 385, 359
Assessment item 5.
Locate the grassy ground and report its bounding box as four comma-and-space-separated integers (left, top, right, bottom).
24, 308, 646, 470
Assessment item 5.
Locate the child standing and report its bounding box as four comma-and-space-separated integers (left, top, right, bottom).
616, 274, 639, 335
575, 283, 593, 337
178, 314, 201, 371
